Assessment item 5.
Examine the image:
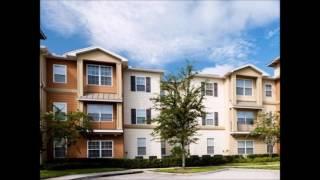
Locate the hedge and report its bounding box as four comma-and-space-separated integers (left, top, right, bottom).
43, 154, 279, 170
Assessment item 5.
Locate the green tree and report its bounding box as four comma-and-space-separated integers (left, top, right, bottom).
151, 63, 205, 168
40, 105, 93, 153
250, 111, 280, 157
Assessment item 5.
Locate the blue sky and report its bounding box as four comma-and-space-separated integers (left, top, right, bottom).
41, 0, 279, 76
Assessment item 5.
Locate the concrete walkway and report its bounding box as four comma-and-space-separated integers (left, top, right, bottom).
45, 169, 143, 180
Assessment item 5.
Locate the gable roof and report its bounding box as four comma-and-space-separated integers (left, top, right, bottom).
268, 56, 280, 67
40, 29, 46, 40
62, 46, 128, 62
224, 64, 269, 77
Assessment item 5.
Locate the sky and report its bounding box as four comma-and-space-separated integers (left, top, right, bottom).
40, 0, 280, 76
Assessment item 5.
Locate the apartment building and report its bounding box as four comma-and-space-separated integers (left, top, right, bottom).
40, 46, 280, 161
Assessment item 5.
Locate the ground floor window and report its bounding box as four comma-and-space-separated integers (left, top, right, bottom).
267, 144, 274, 154
161, 140, 166, 156
54, 138, 67, 158
137, 138, 146, 156
88, 140, 113, 158
237, 140, 254, 155
207, 138, 214, 154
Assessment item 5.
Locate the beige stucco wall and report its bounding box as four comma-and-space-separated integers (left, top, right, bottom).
229, 136, 269, 155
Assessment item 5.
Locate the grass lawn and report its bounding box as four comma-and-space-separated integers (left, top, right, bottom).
154, 161, 280, 173
154, 166, 225, 173
40, 168, 125, 179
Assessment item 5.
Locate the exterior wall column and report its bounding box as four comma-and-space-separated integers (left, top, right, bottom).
230, 75, 236, 105
117, 103, 123, 130
77, 59, 84, 111
116, 63, 122, 99
256, 76, 262, 106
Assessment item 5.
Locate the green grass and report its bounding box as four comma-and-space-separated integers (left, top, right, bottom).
223, 161, 280, 170
224, 161, 279, 166
154, 166, 225, 173
40, 168, 125, 179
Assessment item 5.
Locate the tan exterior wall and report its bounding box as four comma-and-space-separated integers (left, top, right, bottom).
46, 58, 77, 89
229, 136, 269, 155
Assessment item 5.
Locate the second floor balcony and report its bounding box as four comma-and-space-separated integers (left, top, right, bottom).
237, 122, 254, 132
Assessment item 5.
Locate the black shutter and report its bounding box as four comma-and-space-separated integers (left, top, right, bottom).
214, 112, 219, 126
146, 77, 151, 92
131, 109, 136, 124
131, 76, 136, 91
146, 109, 151, 124
201, 82, 205, 96
202, 113, 206, 126
214, 83, 218, 97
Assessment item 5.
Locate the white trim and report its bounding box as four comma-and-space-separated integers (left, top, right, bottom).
92, 129, 123, 133
236, 78, 253, 96
87, 104, 113, 122
128, 67, 164, 73
87, 140, 114, 158
53, 64, 67, 83
53, 138, 67, 159
135, 76, 147, 92
53, 102, 67, 121
63, 46, 128, 62
78, 98, 123, 102
226, 64, 269, 76
264, 83, 272, 97
86, 64, 113, 86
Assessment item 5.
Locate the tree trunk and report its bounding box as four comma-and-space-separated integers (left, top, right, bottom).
181, 142, 185, 168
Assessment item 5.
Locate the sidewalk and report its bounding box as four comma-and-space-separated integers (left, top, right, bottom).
45, 169, 144, 180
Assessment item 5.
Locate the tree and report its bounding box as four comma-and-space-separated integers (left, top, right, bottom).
250, 111, 280, 157
40, 105, 93, 154
151, 63, 205, 168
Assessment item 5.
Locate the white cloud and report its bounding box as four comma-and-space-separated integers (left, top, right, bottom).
200, 64, 235, 76
41, 0, 279, 66
266, 27, 280, 39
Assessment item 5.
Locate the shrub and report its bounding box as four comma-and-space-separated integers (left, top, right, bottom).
135, 156, 143, 160
201, 155, 212, 165
186, 155, 201, 166
212, 155, 225, 165
149, 156, 157, 161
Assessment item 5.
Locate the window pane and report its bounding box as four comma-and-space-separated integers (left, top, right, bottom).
137, 85, 145, 91
101, 114, 112, 121
54, 74, 66, 83
246, 148, 253, 154
101, 66, 112, 77
88, 75, 99, 85
138, 147, 146, 155
206, 119, 213, 125
236, 87, 244, 95
267, 144, 273, 154
246, 118, 254, 125
54, 65, 66, 75
206, 90, 213, 96
238, 141, 245, 148
245, 80, 252, 87
245, 112, 254, 119
266, 84, 272, 91
245, 88, 252, 96
137, 117, 146, 124
207, 146, 214, 154
246, 141, 253, 148
161, 148, 166, 155
101, 150, 112, 157
88, 150, 100, 158
88, 141, 99, 149
207, 138, 214, 146
101, 76, 112, 85
88, 113, 99, 121
54, 147, 66, 158
136, 77, 145, 85
137, 138, 146, 147
101, 141, 112, 149
238, 148, 245, 154
236, 80, 244, 87
266, 91, 272, 97
88, 65, 99, 76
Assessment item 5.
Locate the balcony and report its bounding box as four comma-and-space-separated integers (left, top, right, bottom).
237, 123, 254, 132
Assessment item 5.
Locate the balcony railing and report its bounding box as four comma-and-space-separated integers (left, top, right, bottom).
237, 122, 254, 132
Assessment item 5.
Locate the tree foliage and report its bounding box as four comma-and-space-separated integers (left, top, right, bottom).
151, 63, 205, 167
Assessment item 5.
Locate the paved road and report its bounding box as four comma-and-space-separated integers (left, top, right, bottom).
94, 168, 280, 180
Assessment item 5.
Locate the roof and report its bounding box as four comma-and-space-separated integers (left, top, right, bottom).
195, 73, 225, 79
62, 46, 128, 62
127, 67, 164, 73
40, 29, 46, 40
224, 64, 269, 77
268, 56, 280, 67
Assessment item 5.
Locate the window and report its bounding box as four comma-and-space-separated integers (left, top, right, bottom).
136, 77, 146, 91
236, 79, 253, 96
206, 113, 214, 125
88, 140, 113, 158
267, 144, 273, 154
136, 109, 146, 124
205, 83, 213, 96
214, 112, 219, 126
53, 102, 67, 120
137, 138, 146, 155
87, 64, 112, 86
237, 111, 254, 125
238, 140, 254, 155
265, 84, 272, 97
87, 104, 113, 121
53, 64, 67, 83
54, 138, 67, 158
161, 140, 166, 156
207, 138, 214, 154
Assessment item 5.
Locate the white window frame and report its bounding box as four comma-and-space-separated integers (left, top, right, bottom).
207, 138, 214, 155
53, 138, 67, 159
135, 76, 146, 92
87, 64, 113, 86
205, 112, 214, 126
136, 109, 146, 124
87, 104, 113, 122
205, 83, 213, 96
87, 140, 113, 158
237, 111, 254, 125
265, 84, 272, 97
53, 64, 67, 83
53, 102, 67, 121
237, 140, 254, 155
137, 138, 147, 156
236, 79, 253, 96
